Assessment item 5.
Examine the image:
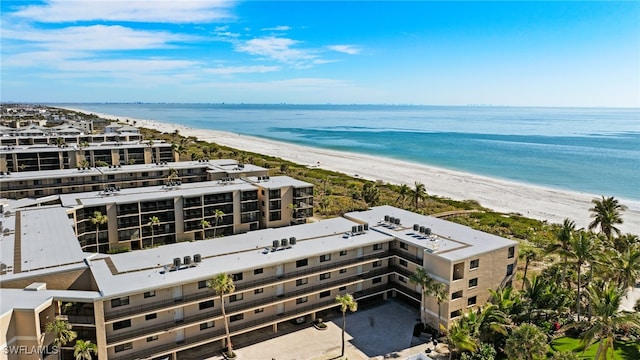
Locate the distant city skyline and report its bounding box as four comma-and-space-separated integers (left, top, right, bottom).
1, 1, 639, 107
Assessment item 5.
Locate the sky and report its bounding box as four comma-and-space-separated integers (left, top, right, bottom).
1, 1, 639, 107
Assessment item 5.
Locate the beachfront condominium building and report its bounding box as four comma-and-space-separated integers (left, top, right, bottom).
0, 160, 268, 200
0, 205, 517, 360
62, 174, 313, 252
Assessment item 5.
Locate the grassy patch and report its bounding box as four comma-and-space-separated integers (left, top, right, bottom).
551, 336, 640, 360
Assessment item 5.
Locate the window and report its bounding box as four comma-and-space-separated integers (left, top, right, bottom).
450, 310, 462, 318
296, 259, 308, 267
111, 297, 129, 308
340, 250, 348, 256
114, 343, 132, 353
255, 308, 264, 314
468, 296, 477, 307
470, 259, 480, 269
506, 264, 514, 276
339, 286, 347, 291
232, 272, 243, 281
373, 260, 382, 268
200, 321, 215, 330
319, 290, 331, 298
452, 290, 463, 300
320, 254, 331, 262
199, 300, 214, 310
399, 259, 408, 267
113, 319, 131, 331
373, 244, 383, 251
398, 276, 407, 283
320, 272, 331, 280
144, 291, 156, 298
468, 278, 478, 288
230, 314, 244, 322
254, 268, 263, 275
198, 280, 207, 289
372, 277, 382, 284
296, 278, 308, 286
145, 313, 157, 321
339, 268, 347, 274
400, 242, 408, 250
146, 336, 158, 342
254, 288, 264, 294
453, 262, 464, 280
296, 296, 308, 304
230, 294, 243, 302
508, 246, 515, 259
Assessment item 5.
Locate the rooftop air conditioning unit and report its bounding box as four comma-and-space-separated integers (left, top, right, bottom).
173, 257, 181, 268
384, 215, 390, 222
281, 238, 289, 247
272, 239, 281, 248
289, 237, 297, 245
363, 223, 369, 231
183, 256, 192, 266
193, 254, 202, 263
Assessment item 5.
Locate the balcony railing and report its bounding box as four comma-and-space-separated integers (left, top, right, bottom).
112, 284, 394, 360
104, 250, 392, 322
106, 267, 390, 344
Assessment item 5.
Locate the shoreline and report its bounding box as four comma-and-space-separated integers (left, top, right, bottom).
61, 106, 640, 235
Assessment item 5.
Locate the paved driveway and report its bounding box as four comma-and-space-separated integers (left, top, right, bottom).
204, 300, 423, 360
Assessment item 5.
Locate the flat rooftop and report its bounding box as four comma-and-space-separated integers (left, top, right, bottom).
90, 217, 390, 297
0, 207, 87, 276
345, 205, 517, 261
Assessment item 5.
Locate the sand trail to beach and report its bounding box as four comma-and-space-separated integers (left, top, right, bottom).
63, 107, 640, 235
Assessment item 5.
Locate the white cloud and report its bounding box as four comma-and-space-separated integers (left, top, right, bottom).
327, 45, 361, 55
58, 59, 199, 73
235, 36, 318, 68
206, 65, 280, 75
3, 25, 195, 52
261, 25, 291, 31
11, 0, 236, 23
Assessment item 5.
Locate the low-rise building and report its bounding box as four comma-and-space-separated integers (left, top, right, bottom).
0, 205, 517, 360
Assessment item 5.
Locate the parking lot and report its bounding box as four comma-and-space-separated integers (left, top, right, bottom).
202, 299, 435, 360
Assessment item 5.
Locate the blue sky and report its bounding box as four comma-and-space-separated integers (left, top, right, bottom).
1, 1, 639, 107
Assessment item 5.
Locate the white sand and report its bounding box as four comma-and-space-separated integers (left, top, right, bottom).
64, 107, 640, 235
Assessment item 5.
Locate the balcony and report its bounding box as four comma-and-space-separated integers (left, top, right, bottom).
105, 251, 394, 322
111, 284, 394, 360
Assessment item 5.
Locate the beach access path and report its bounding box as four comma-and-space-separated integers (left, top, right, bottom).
63, 107, 640, 235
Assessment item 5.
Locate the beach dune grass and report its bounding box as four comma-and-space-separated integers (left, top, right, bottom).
551, 336, 640, 359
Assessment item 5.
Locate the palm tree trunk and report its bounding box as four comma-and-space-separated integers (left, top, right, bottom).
437, 302, 442, 337
151, 228, 154, 247
213, 220, 218, 239
341, 311, 346, 357
522, 260, 530, 290
221, 294, 232, 356
576, 265, 582, 322
560, 254, 568, 286
95, 225, 100, 252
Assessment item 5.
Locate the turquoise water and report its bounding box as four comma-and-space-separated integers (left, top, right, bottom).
58, 104, 640, 201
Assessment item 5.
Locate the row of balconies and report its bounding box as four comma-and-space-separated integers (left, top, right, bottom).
103, 248, 423, 322
112, 281, 421, 360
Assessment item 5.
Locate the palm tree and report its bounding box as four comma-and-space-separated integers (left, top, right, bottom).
335, 293, 358, 358
208, 273, 236, 357
410, 268, 435, 320
568, 231, 598, 321
200, 219, 210, 240
412, 181, 427, 208
581, 282, 640, 360
519, 246, 542, 290
547, 218, 576, 285
396, 184, 410, 207
73, 339, 97, 360
89, 211, 108, 252
147, 216, 160, 247
489, 286, 521, 317
432, 281, 448, 334
613, 247, 640, 289
589, 196, 628, 241
45, 319, 77, 360
212, 210, 224, 238
443, 315, 478, 359
504, 323, 549, 360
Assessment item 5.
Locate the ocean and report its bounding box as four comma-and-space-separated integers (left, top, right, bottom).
58, 104, 640, 202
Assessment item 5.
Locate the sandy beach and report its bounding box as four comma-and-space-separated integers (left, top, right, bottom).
65, 107, 640, 235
